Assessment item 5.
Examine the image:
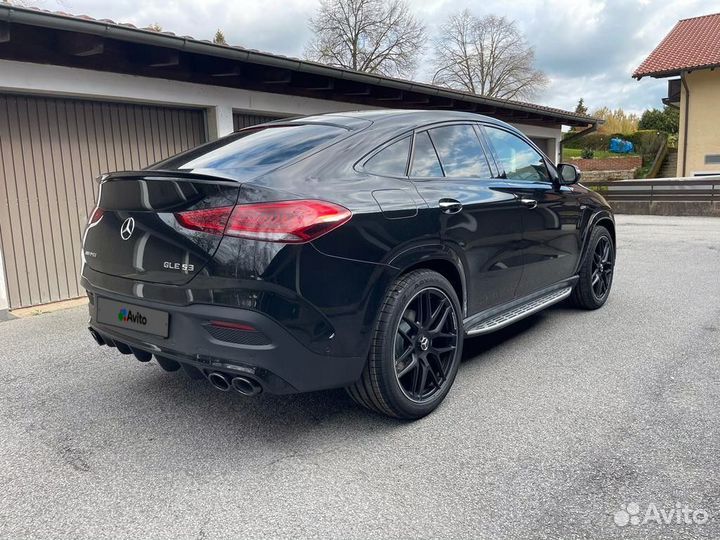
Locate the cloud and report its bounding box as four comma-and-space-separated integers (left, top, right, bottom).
45, 0, 718, 113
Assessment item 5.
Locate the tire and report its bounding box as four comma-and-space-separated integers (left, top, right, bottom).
570, 225, 615, 310
346, 269, 464, 420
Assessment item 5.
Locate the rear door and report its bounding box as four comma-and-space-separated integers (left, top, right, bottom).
409, 123, 526, 314
483, 125, 583, 297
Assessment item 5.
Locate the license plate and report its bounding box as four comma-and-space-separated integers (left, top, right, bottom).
97, 297, 169, 338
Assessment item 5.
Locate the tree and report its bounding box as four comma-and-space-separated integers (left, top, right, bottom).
575, 98, 588, 116
213, 29, 228, 46
592, 107, 639, 134
431, 10, 548, 100
305, 0, 426, 78
638, 107, 679, 133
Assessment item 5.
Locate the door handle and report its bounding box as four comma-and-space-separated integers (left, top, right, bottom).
519, 198, 538, 209
439, 198, 463, 214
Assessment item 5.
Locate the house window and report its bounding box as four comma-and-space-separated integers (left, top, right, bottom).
704, 154, 720, 164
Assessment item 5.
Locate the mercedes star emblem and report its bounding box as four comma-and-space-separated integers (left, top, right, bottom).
120, 217, 135, 241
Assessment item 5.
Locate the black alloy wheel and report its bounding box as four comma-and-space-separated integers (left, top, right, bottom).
346, 269, 464, 419
591, 236, 614, 300
571, 225, 615, 310
394, 288, 458, 402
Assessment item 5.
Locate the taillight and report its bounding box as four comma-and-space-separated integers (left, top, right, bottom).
175, 206, 232, 235
88, 207, 104, 225
175, 200, 352, 243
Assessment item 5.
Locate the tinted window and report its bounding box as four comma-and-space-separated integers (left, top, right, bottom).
427, 125, 491, 178
365, 137, 411, 176
410, 132, 443, 177
154, 124, 347, 175
484, 127, 550, 182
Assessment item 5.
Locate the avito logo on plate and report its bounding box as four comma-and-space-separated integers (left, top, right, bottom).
117, 308, 148, 326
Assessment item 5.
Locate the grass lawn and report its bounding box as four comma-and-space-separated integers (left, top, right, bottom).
562, 148, 639, 160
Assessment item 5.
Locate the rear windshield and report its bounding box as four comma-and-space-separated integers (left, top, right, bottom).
152, 124, 347, 176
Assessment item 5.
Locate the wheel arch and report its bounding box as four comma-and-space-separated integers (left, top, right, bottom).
576, 211, 616, 273
595, 216, 616, 245
387, 245, 467, 317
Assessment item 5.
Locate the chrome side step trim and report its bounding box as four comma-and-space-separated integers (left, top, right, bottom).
465, 286, 572, 336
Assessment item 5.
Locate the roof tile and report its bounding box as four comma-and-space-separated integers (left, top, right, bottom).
634, 13, 720, 78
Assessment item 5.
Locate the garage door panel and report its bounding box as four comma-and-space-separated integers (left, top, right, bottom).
6, 95, 43, 306
0, 97, 28, 308
55, 99, 85, 301
33, 98, 69, 302
25, 97, 61, 304
232, 112, 284, 131
9, 97, 43, 305
0, 94, 207, 308
47, 98, 82, 302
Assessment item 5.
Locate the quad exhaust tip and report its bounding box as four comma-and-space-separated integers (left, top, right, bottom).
207, 372, 231, 391
207, 372, 262, 396
231, 376, 262, 397
87, 329, 263, 396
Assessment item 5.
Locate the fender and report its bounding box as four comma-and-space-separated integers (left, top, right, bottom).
575, 209, 615, 273
386, 242, 468, 316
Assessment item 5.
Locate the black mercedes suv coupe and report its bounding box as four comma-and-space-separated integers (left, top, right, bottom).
82, 110, 615, 419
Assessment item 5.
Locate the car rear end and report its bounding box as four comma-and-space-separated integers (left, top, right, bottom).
81, 120, 372, 395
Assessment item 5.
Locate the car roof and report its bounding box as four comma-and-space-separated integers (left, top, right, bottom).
278, 109, 518, 133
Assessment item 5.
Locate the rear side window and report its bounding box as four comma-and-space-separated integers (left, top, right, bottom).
365, 136, 411, 176
428, 125, 491, 178
484, 127, 550, 182
410, 132, 444, 177
154, 124, 347, 175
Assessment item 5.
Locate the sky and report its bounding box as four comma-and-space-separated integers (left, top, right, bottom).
31, 0, 720, 114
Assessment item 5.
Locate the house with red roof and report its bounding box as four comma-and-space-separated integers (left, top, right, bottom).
634, 13, 720, 177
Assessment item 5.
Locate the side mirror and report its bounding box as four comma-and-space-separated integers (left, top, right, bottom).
557, 163, 581, 185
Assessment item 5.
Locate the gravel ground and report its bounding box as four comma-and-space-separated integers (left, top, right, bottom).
0, 214, 719, 539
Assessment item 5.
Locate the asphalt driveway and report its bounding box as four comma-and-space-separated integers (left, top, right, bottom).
1, 214, 719, 539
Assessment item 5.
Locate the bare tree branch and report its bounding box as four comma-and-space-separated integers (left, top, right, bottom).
432, 11, 548, 101
305, 0, 426, 78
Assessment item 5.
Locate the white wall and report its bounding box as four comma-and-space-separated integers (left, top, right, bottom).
0, 59, 376, 139
0, 59, 563, 147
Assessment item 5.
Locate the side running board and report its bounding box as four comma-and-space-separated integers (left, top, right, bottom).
465, 287, 573, 336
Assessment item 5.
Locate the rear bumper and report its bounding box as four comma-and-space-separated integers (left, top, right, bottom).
85, 289, 366, 394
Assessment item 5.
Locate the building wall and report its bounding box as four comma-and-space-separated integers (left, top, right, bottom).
678, 69, 720, 176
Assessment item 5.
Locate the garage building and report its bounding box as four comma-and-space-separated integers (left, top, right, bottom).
0, 4, 597, 313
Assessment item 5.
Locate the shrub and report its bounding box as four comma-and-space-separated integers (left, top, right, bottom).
565, 130, 664, 166
581, 148, 594, 159
638, 107, 679, 134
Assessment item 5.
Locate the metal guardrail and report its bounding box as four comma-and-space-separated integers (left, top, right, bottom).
583, 177, 720, 202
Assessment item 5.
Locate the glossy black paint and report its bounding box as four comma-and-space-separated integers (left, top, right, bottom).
81, 110, 614, 393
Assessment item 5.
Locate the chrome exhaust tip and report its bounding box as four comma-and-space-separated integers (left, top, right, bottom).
231, 376, 262, 397
207, 371, 231, 392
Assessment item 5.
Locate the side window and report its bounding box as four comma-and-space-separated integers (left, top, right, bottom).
410, 131, 443, 177
484, 127, 550, 182
427, 125, 492, 178
364, 136, 411, 176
